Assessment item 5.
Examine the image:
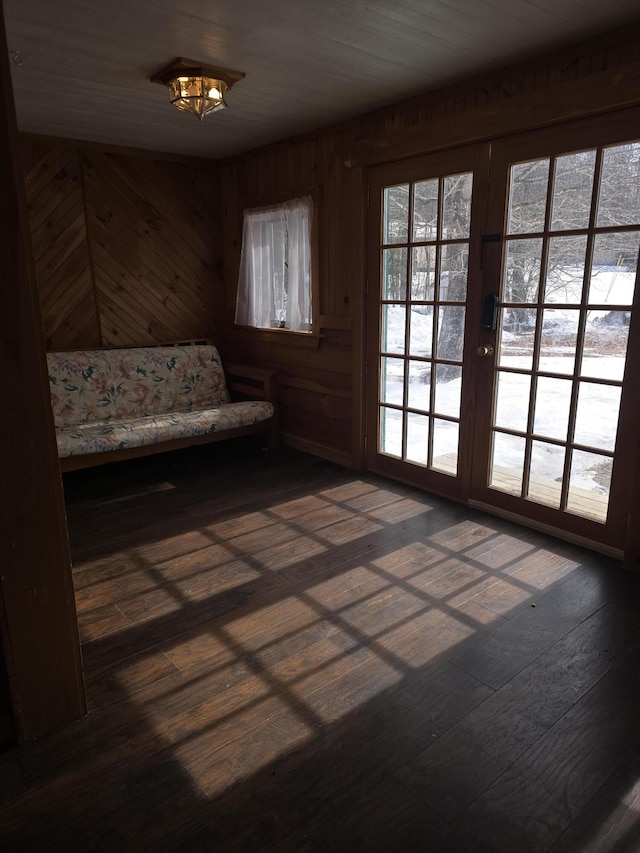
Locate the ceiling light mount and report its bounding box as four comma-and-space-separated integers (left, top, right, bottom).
151, 58, 245, 121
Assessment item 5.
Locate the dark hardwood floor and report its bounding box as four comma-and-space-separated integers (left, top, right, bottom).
1, 440, 640, 851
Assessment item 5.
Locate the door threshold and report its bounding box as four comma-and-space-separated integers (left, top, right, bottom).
468, 499, 623, 560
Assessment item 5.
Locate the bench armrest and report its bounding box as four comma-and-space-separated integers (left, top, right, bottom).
225, 363, 278, 405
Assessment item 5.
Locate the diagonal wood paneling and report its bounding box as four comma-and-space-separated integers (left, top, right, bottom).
82, 151, 222, 347
22, 142, 100, 350
21, 143, 224, 351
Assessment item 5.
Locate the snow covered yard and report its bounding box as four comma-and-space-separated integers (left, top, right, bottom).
378, 268, 635, 512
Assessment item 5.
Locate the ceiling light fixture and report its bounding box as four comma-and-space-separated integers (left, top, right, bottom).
151, 58, 245, 121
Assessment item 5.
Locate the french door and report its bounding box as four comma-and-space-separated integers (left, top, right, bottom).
366, 145, 486, 502
366, 109, 640, 554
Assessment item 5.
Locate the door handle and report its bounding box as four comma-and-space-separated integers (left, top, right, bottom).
477, 344, 494, 357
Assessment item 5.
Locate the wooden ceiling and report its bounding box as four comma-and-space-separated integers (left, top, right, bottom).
4, 0, 640, 160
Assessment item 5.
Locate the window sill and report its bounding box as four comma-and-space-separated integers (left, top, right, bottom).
234, 325, 322, 348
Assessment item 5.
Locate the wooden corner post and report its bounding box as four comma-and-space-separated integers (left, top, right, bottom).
0, 1, 86, 740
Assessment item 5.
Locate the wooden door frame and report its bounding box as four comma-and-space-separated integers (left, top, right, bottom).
362, 108, 640, 563
365, 143, 489, 502
470, 107, 640, 555
0, 1, 86, 740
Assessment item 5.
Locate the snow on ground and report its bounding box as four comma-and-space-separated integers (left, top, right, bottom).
378, 269, 635, 502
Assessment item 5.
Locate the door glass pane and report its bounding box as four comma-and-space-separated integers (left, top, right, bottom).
567, 450, 611, 522
596, 143, 640, 227
539, 308, 578, 375
588, 232, 639, 305
490, 432, 526, 495
544, 236, 587, 304
582, 319, 629, 381
407, 361, 430, 411
442, 173, 472, 239
436, 306, 465, 361
381, 305, 405, 354
503, 239, 543, 303
380, 357, 404, 405
527, 440, 565, 509
507, 158, 550, 234
550, 150, 596, 231
406, 413, 429, 466
574, 382, 621, 452
379, 407, 402, 457
383, 185, 409, 243
408, 307, 432, 357
411, 246, 436, 300
376, 169, 470, 487
413, 180, 438, 241
382, 248, 407, 299
494, 371, 531, 432
440, 244, 468, 301
534, 377, 572, 441
489, 139, 639, 530
497, 307, 536, 371
432, 419, 458, 475
434, 364, 462, 417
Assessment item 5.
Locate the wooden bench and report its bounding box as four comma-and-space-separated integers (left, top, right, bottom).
47, 343, 278, 472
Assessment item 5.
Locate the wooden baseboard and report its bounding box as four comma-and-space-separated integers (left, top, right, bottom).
468, 499, 623, 560
281, 433, 353, 469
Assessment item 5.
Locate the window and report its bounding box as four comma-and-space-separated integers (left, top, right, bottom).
235, 196, 313, 333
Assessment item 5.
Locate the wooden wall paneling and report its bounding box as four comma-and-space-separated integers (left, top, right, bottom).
427, 24, 637, 130
81, 151, 222, 346
113, 154, 223, 279
318, 315, 351, 330
0, 3, 85, 740
220, 128, 361, 465
89, 225, 209, 338
281, 408, 352, 456
341, 155, 367, 470
22, 139, 226, 352
280, 385, 352, 423
350, 27, 640, 166
89, 239, 187, 344
319, 327, 351, 351
90, 266, 175, 346
83, 153, 201, 286
352, 61, 640, 167
246, 362, 352, 398
230, 333, 354, 458
221, 25, 640, 477
45, 288, 102, 348
22, 142, 99, 349
220, 158, 239, 323
319, 134, 341, 320
229, 332, 353, 376
41, 268, 98, 344
283, 375, 351, 399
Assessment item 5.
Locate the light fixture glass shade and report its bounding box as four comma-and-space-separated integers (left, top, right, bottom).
167, 75, 228, 120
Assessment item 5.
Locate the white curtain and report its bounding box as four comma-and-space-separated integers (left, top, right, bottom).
235, 196, 313, 332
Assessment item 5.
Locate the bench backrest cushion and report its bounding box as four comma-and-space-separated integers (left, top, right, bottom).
47, 345, 231, 427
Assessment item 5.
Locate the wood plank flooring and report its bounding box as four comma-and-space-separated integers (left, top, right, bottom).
1, 440, 640, 851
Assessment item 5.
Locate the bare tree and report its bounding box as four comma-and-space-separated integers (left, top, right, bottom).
504, 145, 639, 321
382, 143, 639, 377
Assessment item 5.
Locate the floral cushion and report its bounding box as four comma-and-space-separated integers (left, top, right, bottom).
47, 345, 275, 459
55, 401, 275, 457
47, 345, 231, 428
